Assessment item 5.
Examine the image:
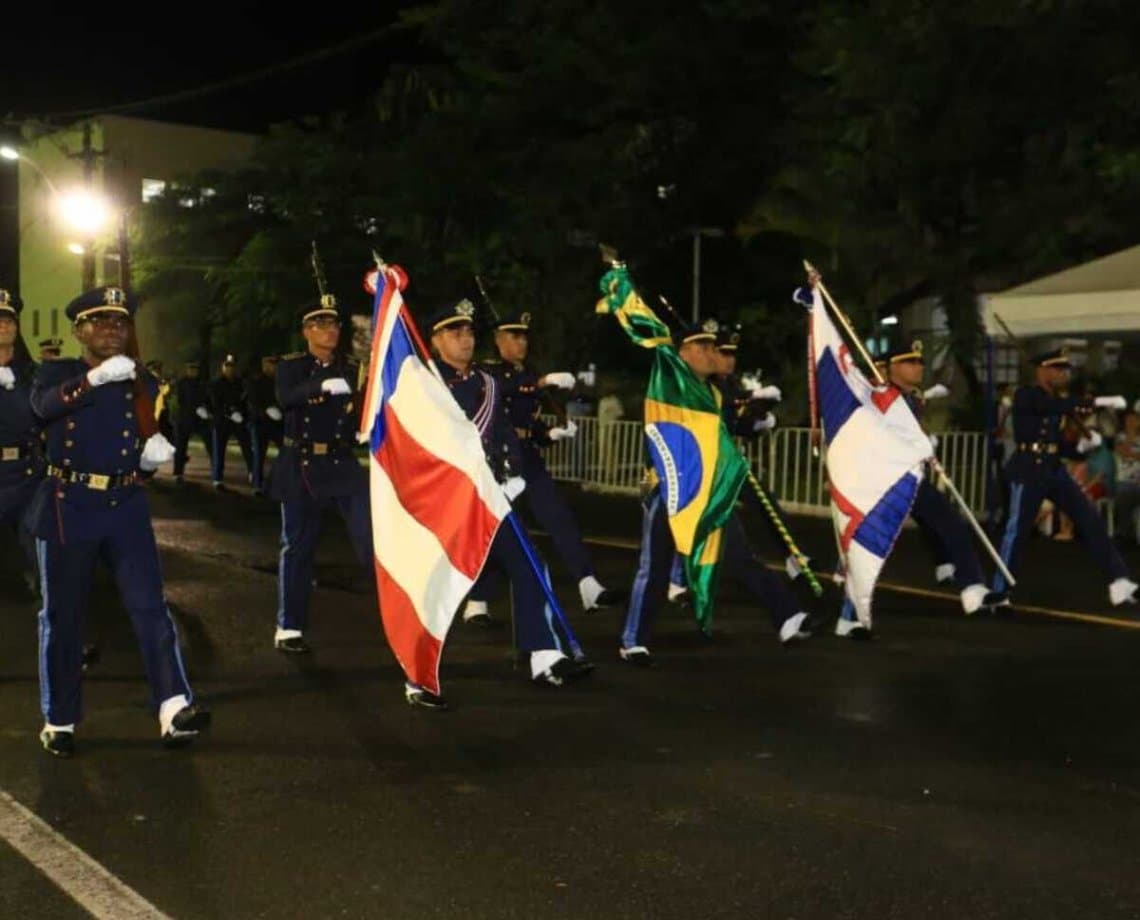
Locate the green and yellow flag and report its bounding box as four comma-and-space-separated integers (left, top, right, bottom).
596, 264, 748, 630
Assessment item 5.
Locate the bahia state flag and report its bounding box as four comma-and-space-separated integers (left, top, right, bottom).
799, 285, 933, 627
359, 265, 511, 694
597, 263, 748, 630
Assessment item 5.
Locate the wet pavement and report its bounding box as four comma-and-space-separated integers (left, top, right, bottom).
2, 451, 1140, 919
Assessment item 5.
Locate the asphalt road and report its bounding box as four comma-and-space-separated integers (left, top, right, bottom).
2, 451, 1139, 919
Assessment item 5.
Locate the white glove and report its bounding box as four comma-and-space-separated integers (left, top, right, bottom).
930, 434, 940, 451
229, 411, 243, 424
741, 375, 781, 402
576, 366, 596, 388
503, 476, 527, 500
321, 377, 351, 396
139, 433, 176, 471
1077, 430, 1103, 453
0, 367, 14, 390
86, 355, 136, 386
923, 384, 950, 400
1094, 395, 1126, 410
548, 421, 578, 441
542, 372, 576, 391
266, 406, 282, 421
752, 412, 777, 432
195, 406, 210, 420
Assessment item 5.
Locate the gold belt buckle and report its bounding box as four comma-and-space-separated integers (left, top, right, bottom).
88, 474, 111, 491
0, 447, 17, 461
313, 442, 328, 456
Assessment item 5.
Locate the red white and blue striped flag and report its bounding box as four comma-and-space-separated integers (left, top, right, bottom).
359, 266, 510, 693
802, 285, 933, 627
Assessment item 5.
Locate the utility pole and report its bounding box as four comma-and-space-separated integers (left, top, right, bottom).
689, 227, 724, 323
68, 121, 105, 290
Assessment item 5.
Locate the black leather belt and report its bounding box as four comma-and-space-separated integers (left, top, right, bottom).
282, 437, 350, 456
47, 465, 140, 491
0, 444, 29, 462
1017, 442, 1059, 455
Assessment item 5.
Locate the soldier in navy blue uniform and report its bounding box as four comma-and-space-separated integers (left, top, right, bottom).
620, 319, 813, 667
209, 354, 254, 490
173, 361, 212, 482
990, 348, 1137, 608
267, 295, 371, 654
38, 337, 63, 360
0, 289, 43, 596
28, 286, 209, 757
408, 299, 591, 706
462, 309, 622, 627
829, 341, 1006, 638
246, 355, 283, 496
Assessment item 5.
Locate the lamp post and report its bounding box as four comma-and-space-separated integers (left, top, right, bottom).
688, 226, 724, 323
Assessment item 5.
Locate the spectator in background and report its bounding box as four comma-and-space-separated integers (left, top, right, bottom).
1114, 410, 1140, 542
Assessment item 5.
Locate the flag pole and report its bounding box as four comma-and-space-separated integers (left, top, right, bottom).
505, 513, 586, 660
802, 261, 1016, 588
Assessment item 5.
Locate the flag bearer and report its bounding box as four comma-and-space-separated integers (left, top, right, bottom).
28, 286, 207, 756
414, 299, 592, 706
267, 295, 371, 654
463, 309, 623, 626
618, 317, 813, 667
990, 347, 1137, 608
829, 340, 1008, 636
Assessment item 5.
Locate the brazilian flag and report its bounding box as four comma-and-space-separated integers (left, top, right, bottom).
596, 264, 748, 630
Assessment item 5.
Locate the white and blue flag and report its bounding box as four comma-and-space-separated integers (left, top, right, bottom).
799, 286, 933, 627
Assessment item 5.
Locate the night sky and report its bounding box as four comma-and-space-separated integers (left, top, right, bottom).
1, 3, 414, 285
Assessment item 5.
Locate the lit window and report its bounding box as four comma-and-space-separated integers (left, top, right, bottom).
141, 178, 166, 203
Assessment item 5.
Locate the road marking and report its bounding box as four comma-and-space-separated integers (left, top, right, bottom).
0, 790, 172, 919
568, 534, 1140, 632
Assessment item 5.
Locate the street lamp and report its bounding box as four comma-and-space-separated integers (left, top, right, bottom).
2, 144, 116, 288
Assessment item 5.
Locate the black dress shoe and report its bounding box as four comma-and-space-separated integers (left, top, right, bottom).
275, 635, 311, 654
405, 683, 449, 710
535, 656, 595, 686
618, 646, 655, 667
162, 704, 212, 749
464, 612, 493, 629
568, 655, 596, 677
40, 729, 75, 758
585, 587, 627, 611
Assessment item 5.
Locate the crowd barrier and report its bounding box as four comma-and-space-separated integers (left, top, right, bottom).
541, 417, 991, 517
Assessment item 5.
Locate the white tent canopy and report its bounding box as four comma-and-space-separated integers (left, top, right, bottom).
983, 244, 1140, 337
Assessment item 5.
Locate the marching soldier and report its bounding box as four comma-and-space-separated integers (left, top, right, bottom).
38, 337, 63, 360
209, 354, 254, 490
826, 341, 1006, 638
620, 318, 813, 667
267, 296, 371, 654
0, 289, 43, 597
246, 354, 283, 496
463, 309, 622, 627
173, 361, 212, 482
28, 286, 208, 756
414, 299, 592, 704
990, 347, 1137, 608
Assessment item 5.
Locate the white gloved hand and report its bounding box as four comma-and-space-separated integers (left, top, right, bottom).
576, 366, 596, 388
266, 406, 283, 421
548, 421, 578, 441
321, 377, 351, 396
229, 411, 243, 424
503, 476, 527, 500
195, 406, 210, 420
1094, 395, 1127, 410
0, 367, 14, 390
752, 412, 777, 432
930, 434, 940, 451
542, 372, 576, 391
923, 384, 950, 400
139, 433, 177, 471
1077, 430, 1103, 453
754, 384, 782, 402
86, 355, 136, 387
